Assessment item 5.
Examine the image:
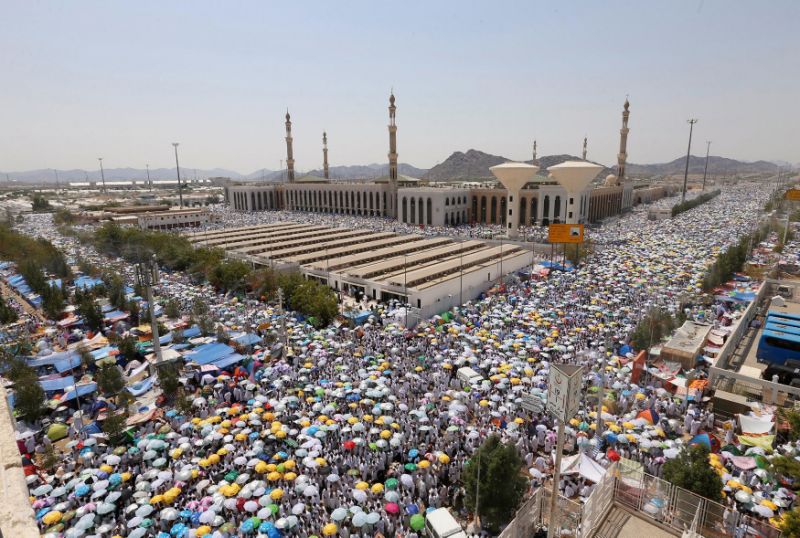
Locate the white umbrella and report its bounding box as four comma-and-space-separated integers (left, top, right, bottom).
199, 509, 216, 524
244, 500, 259, 513
331, 507, 348, 521
292, 503, 305, 515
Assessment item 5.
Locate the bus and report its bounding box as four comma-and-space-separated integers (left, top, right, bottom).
756, 328, 800, 365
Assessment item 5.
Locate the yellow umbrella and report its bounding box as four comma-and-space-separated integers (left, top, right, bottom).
438, 454, 450, 464
216, 448, 228, 456
255, 461, 268, 474
355, 481, 369, 490
275, 430, 287, 439
761, 499, 778, 511
284, 472, 297, 481
42, 511, 63, 525
209, 454, 221, 465
323, 523, 338, 536
267, 471, 283, 481
149, 495, 164, 505
100, 464, 113, 473
418, 460, 431, 469
380, 430, 392, 439
270, 488, 285, 500
196, 525, 212, 537
371, 483, 384, 494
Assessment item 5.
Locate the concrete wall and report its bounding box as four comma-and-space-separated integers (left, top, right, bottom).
0, 386, 40, 538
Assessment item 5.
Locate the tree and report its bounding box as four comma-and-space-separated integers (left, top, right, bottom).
248, 267, 278, 300
102, 412, 129, 446
14, 378, 47, 422
192, 299, 214, 336
76, 343, 94, 373
77, 295, 104, 332
41, 443, 59, 471
96, 364, 125, 397
779, 506, 800, 538
30, 193, 51, 211
663, 445, 722, 502
462, 435, 528, 532
289, 280, 338, 328
164, 298, 181, 319
157, 363, 181, 404
105, 273, 127, 310
0, 295, 18, 324
209, 260, 250, 292
770, 455, 800, 483
127, 299, 140, 325
117, 335, 139, 361
41, 284, 65, 319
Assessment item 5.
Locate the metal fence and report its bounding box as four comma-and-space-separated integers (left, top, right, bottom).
498, 489, 544, 538
615, 458, 782, 538
581, 462, 617, 536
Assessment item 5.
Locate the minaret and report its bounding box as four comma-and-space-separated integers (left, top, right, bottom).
617, 98, 630, 181
532, 140, 537, 162
285, 110, 295, 182
322, 131, 329, 180
387, 92, 398, 217
582, 136, 588, 160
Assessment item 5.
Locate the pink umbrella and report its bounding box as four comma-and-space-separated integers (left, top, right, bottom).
186, 501, 201, 510
83, 502, 97, 512
385, 502, 400, 515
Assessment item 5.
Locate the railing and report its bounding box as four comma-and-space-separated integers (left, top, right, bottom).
615, 458, 782, 538
500, 459, 782, 538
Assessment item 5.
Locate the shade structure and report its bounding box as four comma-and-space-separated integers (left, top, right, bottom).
489, 162, 540, 238
546, 161, 603, 223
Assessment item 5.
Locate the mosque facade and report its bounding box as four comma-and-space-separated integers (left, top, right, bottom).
225, 96, 666, 226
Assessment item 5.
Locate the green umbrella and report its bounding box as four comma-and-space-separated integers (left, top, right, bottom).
404, 463, 417, 472
410, 514, 425, 531
369, 442, 378, 451
140, 518, 153, 528
225, 471, 239, 482
269, 504, 279, 515
385, 478, 398, 490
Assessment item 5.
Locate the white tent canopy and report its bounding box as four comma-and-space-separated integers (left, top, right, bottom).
557, 453, 608, 483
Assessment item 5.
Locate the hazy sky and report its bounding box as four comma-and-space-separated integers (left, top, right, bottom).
1, 1, 798, 174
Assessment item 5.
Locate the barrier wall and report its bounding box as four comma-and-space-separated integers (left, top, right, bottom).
0, 385, 41, 538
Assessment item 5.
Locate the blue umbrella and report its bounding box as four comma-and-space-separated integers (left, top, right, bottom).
36, 507, 51, 519
76, 485, 90, 496
405, 504, 419, 515
408, 449, 419, 459
239, 519, 255, 533
109, 473, 122, 486
179, 509, 193, 519
170, 522, 188, 537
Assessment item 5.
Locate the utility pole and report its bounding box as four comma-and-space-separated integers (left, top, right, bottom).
146, 164, 152, 191
277, 288, 288, 355
173, 142, 183, 208
681, 119, 698, 203
98, 157, 107, 193
701, 141, 711, 191
136, 255, 163, 376
404, 254, 408, 327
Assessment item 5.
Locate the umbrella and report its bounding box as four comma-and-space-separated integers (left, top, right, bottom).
385, 502, 400, 514
331, 507, 348, 521
410, 513, 425, 531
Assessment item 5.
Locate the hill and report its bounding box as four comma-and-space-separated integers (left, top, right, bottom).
627, 156, 779, 177
423, 149, 614, 182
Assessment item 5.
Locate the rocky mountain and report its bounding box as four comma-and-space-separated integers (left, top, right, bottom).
423, 149, 614, 182
266, 163, 428, 181
626, 156, 780, 177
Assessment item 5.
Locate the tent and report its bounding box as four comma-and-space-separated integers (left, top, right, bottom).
558, 453, 608, 483
46, 423, 68, 442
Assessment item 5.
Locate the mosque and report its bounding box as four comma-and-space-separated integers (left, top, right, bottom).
224, 95, 671, 228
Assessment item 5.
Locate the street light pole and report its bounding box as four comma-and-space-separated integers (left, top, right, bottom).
681, 119, 698, 203
146, 164, 152, 191
701, 141, 711, 191
404, 254, 408, 328
173, 142, 183, 208
98, 158, 106, 193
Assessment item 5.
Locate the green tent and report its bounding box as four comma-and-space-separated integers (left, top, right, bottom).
47, 422, 69, 441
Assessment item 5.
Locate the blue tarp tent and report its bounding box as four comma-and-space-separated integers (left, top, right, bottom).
184, 343, 234, 366
75, 276, 104, 290
159, 332, 173, 345
39, 375, 76, 392
90, 346, 117, 360
212, 354, 246, 370
232, 333, 262, 346
61, 383, 97, 402
182, 326, 201, 339
127, 376, 155, 396
54, 355, 82, 373
47, 279, 62, 289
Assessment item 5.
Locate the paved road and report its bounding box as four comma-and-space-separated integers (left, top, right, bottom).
0, 280, 45, 323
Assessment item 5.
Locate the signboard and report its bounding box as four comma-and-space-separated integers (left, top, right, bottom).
546, 364, 583, 421
785, 189, 800, 201
548, 223, 584, 244
520, 392, 545, 414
